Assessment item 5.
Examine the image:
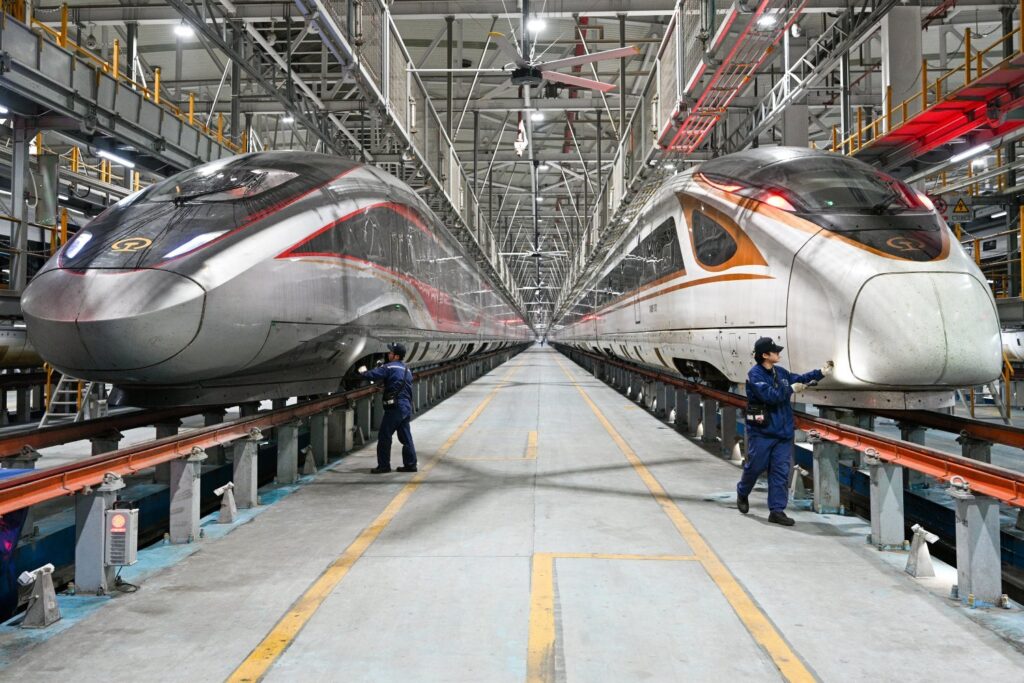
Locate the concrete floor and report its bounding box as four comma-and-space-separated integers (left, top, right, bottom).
3, 347, 1024, 681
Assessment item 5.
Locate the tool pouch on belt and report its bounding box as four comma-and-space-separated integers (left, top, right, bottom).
745, 402, 767, 426
383, 389, 398, 408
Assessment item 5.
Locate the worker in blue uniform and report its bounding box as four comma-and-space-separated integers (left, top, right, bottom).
736, 337, 833, 526
358, 342, 417, 474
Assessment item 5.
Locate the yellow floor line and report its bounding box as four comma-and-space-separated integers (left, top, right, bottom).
551, 358, 815, 683
450, 429, 538, 461
228, 364, 521, 682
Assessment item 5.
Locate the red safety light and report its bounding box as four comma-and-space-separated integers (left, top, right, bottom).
761, 192, 796, 212
110, 513, 127, 532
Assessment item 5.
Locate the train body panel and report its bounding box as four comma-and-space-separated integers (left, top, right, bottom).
22, 152, 529, 406
551, 147, 1001, 409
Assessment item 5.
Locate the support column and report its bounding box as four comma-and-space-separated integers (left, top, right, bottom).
203, 409, 227, 467
90, 430, 122, 456
355, 398, 371, 443
153, 420, 182, 484
720, 406, 738, 460
674, 388, 688, 432
700, 397, 719, 444
958, 435, 992, 464
328, 408, 354, 455
233, 428, 262, 509
658, 382, 674, 419
899, 422, 930, 488
686, 394, 701, 438
74, 474, 124, 594
811, 410, 843, 514
16, 389, 30, 423
949, 488, 1003, 606
239, 402, 260, 418
169, 447, 207, 544
277, 420, 300, 484
310, 412, 328, 467
9, 117, 31, 293
866, 454, 905, 550
880, 6, 923, 125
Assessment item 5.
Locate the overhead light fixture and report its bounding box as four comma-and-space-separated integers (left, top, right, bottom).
664, 163, 676, 171
174, 22, 194, 39
527, 17, 546, 34
0, 104, 8, 115
531, 111, 545, 122
991, 211, 1008, 219
538, 161, 550, 171
58, 193, 69, 201
536, 196, 544, 203
950, 143, 991, 164
97, 149, 135, 168
756, 13, 778, 29
281, 115, 295, 124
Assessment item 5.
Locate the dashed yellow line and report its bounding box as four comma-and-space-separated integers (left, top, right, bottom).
550, 358, 815, 683
450, 430, 539, 461
228, 364, 520, 682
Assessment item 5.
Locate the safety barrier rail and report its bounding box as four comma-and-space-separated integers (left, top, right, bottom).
557, 345, 1024, 507
0, 345, 526, 515
834, 2, 1023, 156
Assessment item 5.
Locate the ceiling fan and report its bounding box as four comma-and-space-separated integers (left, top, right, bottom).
488, 31, 639, 94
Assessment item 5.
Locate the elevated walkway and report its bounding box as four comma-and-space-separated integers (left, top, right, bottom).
1, 348, 1022, 680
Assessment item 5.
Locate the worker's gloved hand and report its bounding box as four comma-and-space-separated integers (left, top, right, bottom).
357, 365, 368, 374
821, 361, 835, 377
791, 382, 807, 393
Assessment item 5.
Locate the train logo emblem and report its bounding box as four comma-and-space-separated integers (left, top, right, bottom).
111, 237, 153, 252
885, 236, 925, 252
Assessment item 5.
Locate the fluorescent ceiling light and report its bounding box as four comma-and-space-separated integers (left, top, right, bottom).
174, 23, 194, 38
950, 143, 991, 164
531, 111, 544, 122
0, 104, 8, 115
281, 115, 295, 123
58, 193, 69, 201
97, 149, 135, 168
991, 211, 1007, 219
536, 196, 544, 202
538, 162, 550, 171
757, 14, 778, 29
527, 18, 546, 33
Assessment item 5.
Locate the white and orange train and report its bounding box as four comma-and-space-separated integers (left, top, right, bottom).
551, 147, 1001, 410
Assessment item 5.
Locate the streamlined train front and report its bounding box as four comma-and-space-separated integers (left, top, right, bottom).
552, 147, 1001, 409
22, 152, 527, 406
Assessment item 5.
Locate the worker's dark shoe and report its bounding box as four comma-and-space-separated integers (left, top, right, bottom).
396, 465, 418, 473
370, 466, 392, 474
736, 494, 749, 514
768, 511, 795, 526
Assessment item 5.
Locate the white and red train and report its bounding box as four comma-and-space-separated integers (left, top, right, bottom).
22, 152, 530, 406
551, 147, 1001, 409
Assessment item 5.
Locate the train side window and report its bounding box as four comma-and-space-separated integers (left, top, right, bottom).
983, 239, 997, 251
691, 210, 737, 268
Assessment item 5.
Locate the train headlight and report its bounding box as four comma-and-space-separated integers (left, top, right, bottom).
64, 231, 92, 259
916, 191, 935, 211
163, 231, 228, 259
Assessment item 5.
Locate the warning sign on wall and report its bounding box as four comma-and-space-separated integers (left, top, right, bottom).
949, 196, 973, 223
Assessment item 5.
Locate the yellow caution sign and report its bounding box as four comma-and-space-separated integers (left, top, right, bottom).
952, 198, 970, 214
950, 196, 973, 222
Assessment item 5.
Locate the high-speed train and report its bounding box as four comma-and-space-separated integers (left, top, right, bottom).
21, 152, 530, 406
551, 147, 1001, 410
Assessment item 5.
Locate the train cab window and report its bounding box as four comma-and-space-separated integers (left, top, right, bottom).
691, 210, 737, 267
983, 239, 997, 251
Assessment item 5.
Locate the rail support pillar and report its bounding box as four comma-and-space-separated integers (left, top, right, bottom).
16, 388, 30, 423
271, 398, 287, 410
150, 420, 181, 484
239, 402, 260, 418
354, 398, 371, 444
810, 434, 843, 515
233, 428, 262, 509
949, 486, 1002, 606
957, 434, 992, 464
700, 397, 719, 445
673, 388, 688, 431
720, 406, 738, 459
899, 422, 931, 488
310, 412, 328, 467
74, 473, 124, 595
328, 408, 353, 455
7, 445, 41, 470
371, 392, 384, 435
686, 394, 701, 438
277, 420, 301, 484
90, 430, 123, 456
865, 451, 906, 550
169, 447, 207, 544
202, 409, 227, 467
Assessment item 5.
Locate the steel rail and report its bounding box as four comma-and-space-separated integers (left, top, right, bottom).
557, 346, 1024, 507
0, 347, 524, 517
871, 409, 1024, 451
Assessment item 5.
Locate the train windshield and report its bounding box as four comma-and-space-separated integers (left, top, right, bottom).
698, 150, 948, 261
58, 153, 359, 270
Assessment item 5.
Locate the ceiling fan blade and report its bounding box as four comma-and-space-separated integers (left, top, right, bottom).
542, 70, 616, 93
489, 32, 528, 68
540, 45, 640, 72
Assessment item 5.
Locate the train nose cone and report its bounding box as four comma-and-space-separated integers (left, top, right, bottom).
22, 269, 205, 372
848, 272, 1001, 386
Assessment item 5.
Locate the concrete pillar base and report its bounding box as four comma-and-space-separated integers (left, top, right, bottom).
276, 420, 301, 484
233, 428, 262, 509
74, 474, 124, 595
867, 457, 906, 550
169, 447, 207, 544
949, 488, 1003, 606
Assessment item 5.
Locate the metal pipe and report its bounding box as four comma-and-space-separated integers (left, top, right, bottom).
618, 13, 626, 140
446, 15, 454, 137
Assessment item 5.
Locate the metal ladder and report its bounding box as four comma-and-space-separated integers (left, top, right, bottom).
39, 374, 105, 428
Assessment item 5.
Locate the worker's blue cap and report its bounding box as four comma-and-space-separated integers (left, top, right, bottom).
387, 342, 407, 358
753, 337, 784, 355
